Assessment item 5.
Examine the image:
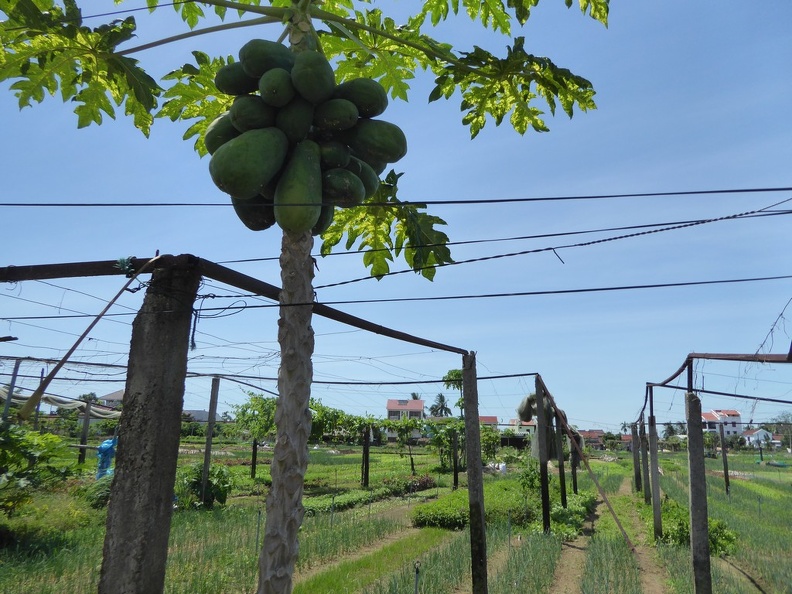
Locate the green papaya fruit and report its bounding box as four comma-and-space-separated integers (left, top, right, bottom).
258, 67, 296, 107
318, 140, 351, 169
322, 168, 366, 208
311, 203, 335, 236
204, 112, 241, 155
231, 193, 276, 231
229, 95, 276, 132
332, 78, 388, 118
274, 139, 323, 233
291, 50, 335, 104
209, 128, 289, 199
275, 96, 315, 145
345, 156, 380, 198
337, 118, 407, 164
313, 98, 359, 131
214, 61, 259, 95
239, 39, 295, 78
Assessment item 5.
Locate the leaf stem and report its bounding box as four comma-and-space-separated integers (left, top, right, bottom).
196, 0, 474, 73
117, 15, 281, 56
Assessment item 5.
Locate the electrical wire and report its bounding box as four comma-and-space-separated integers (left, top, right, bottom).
2, 186, 791, 208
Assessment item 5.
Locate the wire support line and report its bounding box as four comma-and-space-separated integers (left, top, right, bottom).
2, 186, 792, 209
314, 199, 792, 289
216, 209, 792, 266
654, 384, 792, 406
3, 274, 792, 320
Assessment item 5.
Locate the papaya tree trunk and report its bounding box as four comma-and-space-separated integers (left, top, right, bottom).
257, 230, 314, 594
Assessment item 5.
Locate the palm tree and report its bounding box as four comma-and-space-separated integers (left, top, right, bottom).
429, 393, 452, 418
442, 369, 464, 418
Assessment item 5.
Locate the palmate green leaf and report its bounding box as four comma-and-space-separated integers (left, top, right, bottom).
433, 36, 595, 138
465, 0, 511, 34
320, 171, 452, 281
320, 9, 421, 101
0, 1, 162, 135
157, 51, 233, 156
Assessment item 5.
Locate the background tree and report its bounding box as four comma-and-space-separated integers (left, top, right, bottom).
480, 424, 501, 463
442, 369, 464, 417
429, 393, 452, 418
0, 1, 609, 591
232, 393, 278, 443
662, 422, 678, 440
384, 417, 422, 475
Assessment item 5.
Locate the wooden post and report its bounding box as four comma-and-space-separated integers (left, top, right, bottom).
535, 376, 551, 533
452, 430, 459, 490
1, 358, 21, 421
201, 376, 220, 506
33, 368, 44, 430
718, 422, 730, 496
571, 439, 579, 495
555, 412, 567, 508
99, 259, 201, 594
686, 390, 713, 593
462, 352, 487, 594
78, 401, 92, 465
361, 426, 370, 488
648, 417, 662, 540
631, 422, 642, 492
640, 419, 651, 504
251, 438, 258, 480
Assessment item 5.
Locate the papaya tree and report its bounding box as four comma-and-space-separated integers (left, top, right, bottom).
0, 1, 608, 592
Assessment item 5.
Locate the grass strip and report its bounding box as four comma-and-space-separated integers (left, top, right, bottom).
293, 527, 453, 594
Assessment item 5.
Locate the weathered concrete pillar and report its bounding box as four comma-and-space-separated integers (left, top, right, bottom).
99, 257, 201, 594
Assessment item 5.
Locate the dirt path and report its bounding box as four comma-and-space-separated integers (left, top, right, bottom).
549, 499, 600, 594
549, 478, 670, 594
615, 478, 669, 594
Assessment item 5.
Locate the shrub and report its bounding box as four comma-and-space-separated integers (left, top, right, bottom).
0, 424, 73, 516
175, 462, 234, 509
655, 498, 737, 555
81, 474, 114, 509
411, 477, 539, 529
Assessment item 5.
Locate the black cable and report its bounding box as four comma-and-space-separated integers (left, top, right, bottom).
2, 186, 791, 208
3, 273, 791, 321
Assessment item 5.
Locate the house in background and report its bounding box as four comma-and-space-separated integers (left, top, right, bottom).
183, 409, 217, 423
741, 427, 784, 449
579, 429, 605, 450
507, 418, 535, 437
701, 409, 742, 437
385, 398, 425, 442
479, 416, 499, 431
100, 389, 124, 409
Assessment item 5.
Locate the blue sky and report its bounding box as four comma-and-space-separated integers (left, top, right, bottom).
2, 1, 792, 433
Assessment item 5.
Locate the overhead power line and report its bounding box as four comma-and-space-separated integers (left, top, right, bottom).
3, 274, 791, 321
1, 186, 791, 208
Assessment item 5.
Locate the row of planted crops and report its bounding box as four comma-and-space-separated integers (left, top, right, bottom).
1, 445, 790, 593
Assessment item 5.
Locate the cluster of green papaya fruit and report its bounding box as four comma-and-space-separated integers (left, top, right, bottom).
204, 39, 407, 235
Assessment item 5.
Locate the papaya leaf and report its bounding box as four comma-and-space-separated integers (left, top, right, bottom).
320, 171, 452, 281
0, 1, 162, 135
433, 36, 595, 137
158, 52, 233, 155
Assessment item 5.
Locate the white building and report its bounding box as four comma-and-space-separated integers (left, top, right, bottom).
701, 409, 742, 437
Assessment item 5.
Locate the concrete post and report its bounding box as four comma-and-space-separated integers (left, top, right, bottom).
686, 391, 712, 594
99, 259, 201, 594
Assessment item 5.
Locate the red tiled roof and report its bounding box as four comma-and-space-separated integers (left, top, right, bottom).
701, 412, 719, 421
386, 399, 425, 412
713, 409, 741, 417
509, 418, 536, 427
579, 430, 604, 439
479, 416, 499, 425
